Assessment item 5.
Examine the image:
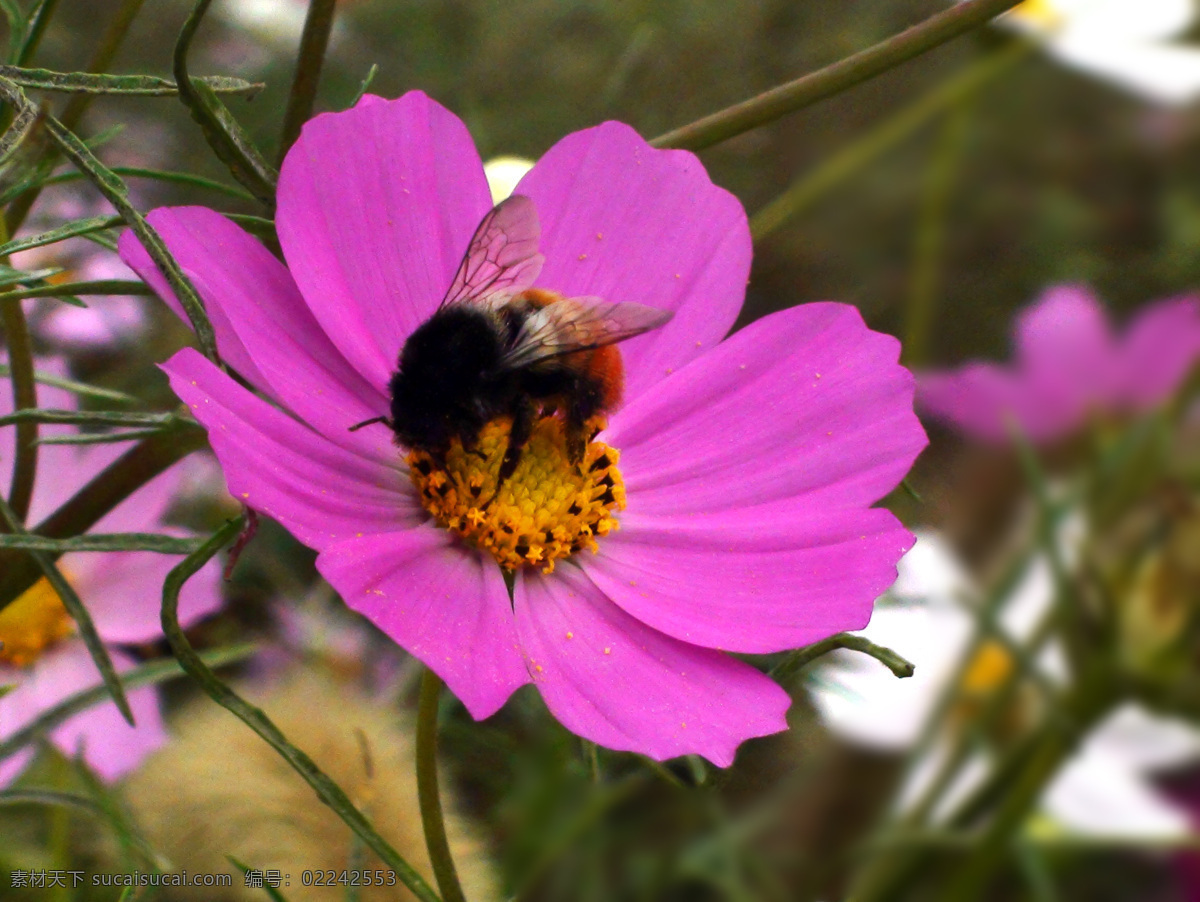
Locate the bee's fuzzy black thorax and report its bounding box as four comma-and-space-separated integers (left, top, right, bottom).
389, 306, 509, 453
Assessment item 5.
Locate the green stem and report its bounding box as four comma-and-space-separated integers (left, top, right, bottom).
6, 0, 148, 235
15, 0, 61, 66
278, 0, 337, 166
749, 40, 1028, 240
650, 0, 1024, 152
161, 519, 442, 902
417, 668, 467, 902
935, 673, 1114, 900
902, 91, 973, 368
0, 299, 37, 522
771, 631, 914, 684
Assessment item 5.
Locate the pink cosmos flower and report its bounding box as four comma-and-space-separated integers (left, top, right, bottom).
119, 91, 925, 766
918, 285, 1200, 443
0, 361, 224, 785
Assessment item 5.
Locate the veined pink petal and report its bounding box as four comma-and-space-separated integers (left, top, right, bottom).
515, 565, 789, 766
163, 349, 420, 550
123, 208, 395, 465
515, 121, 750, 404
1116, 295, 1200, 408
0, 644, 164, 785
118, 222, 269, 392
584, 503, 912, 653
606, 303, 925, 513
276, 91, 494, 388
318, 529, 528, 719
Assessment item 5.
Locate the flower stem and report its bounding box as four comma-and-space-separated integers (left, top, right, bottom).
749, 40, 1028, 241
6, 0, 149, 235
901, 86, 974, 369
0, 299, 37, 523
278, 0, 338, 166
650, 0, 1024, 152
417, 667, 467, 902
161, 519, 442, 902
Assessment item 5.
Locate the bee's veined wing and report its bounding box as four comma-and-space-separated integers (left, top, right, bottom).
441, 194, 545, 308
501, 297, 674, 370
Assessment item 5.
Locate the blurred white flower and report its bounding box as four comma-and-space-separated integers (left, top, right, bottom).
482, 155, 535, 204
811, 528, 1200, 840
996, 0, 1200, 104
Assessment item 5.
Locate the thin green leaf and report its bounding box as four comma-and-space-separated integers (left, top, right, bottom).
350, 62, 378, 107
0, 407, 178, 428
226, 211, 275, 239
0, 79, 219, 359
0, 532, 203, 554
0, 92, 39, 166
0, 787, 107, 811
0, 214, 122, 256
227, 857, 292, 902
0, 264, 63, 287
0, 491, 133, 725
34, 426, 178, 445
0, 64, 261, 95
0, 644, 257, 764
174, 0, 277, 206
162, 520, 441, 902
0, 277, 153, 303
0, 0, 23, 61
771, 632, 915, 684
37, 165, 254, 201
16, 0, 57, 66
0, 363, 137, 403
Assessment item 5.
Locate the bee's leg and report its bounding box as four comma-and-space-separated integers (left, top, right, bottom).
348, 415, 391, 432
565, 389, 601, 466
496, 400, 535, 487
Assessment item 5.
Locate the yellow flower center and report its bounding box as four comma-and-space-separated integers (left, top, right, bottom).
1008, 0, 1066, 32
407, 416, 625, 573
0, 576, 74, 667
960, 640, 1015, 696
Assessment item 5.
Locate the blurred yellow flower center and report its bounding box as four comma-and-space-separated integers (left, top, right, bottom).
1009, 0, 1066, 31
961, 640, 1015, 695
407, 416, 624, 573
0, 577, 74, 667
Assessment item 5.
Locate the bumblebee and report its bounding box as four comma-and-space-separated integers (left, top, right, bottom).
355, 195, 673, 486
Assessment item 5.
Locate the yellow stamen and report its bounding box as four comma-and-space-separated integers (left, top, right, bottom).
960, 640, 1014, 695
408, 416, 625, 573
0, 577, 74, 667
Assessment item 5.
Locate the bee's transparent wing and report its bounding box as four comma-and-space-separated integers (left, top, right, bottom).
501, 297, 674, 370
441, 194, 545, 308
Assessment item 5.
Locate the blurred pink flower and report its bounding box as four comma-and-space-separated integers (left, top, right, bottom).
14, 188, 149, 350
918, 285, 1200, 443
120, 91, 925, 765
0, 360, 225, 785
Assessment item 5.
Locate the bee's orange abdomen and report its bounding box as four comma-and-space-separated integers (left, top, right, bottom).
585, 344, 624, 411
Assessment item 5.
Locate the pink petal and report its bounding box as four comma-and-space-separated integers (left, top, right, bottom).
118, 221, 269, 392
515, 566, 789, 766
163, 349, 420, 550
125, 207, 395, 465
0, 644, 165, 785
1116, 295, 1200, 409
583, 503, 913, 653
515, 121, 751, 404
276, 92, 494, 389
68, 550, 224, 644
317, 529, 528, 719
917, 363, 1070, 442
605, 302, 925, 514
